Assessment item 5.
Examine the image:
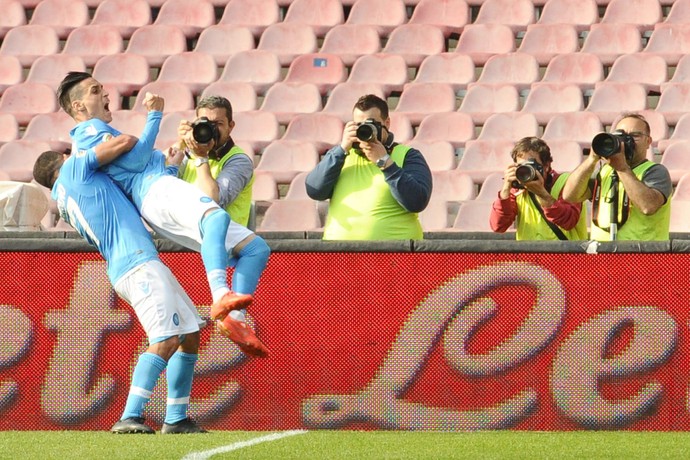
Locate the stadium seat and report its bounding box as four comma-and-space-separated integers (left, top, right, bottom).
283, 171, 313, 200
475, 171, 504, 201
232, 111, 281, 151
664, 0, 690, 24
407, 140, 456, 171
660, 140, 690, 184
585, 82, 649, 125
474, 0, 536, 33
580, 23, 644, 66
321, 82, 386, 121
258, 199, 322, 232
475, 53, 540, 92
670, 199, 690, 233
0, 55, 23, 95
411, 53, 475, 92
458, 83, 521, 125
0, 83, 58, 125
281, 113, 344, 153
0, 113, 18, 145
541, 53, 605, 93
394, 83, 458, 125
125, 25, 187, 67
477, 112, 540, 142
453, 24, 515, 66
0, 0, 27, 39
389, 113, 414, 144
199, 82, 258, 113
111, 109, 149, 138
157, 52, 218, 96
132, 82, 195, 113
0, 25, 60, 67
667, 54, 690, 85
347, 54, 409, 95
643, 24, 690, 66
407, 0, 469, 38
22, 112, 75, 151
92, 53, 151, 97
521, 82, 585, 125
29, 0, 89, 39
152, 0, 215, 38
600, 0, 662, 33
283, 0, 345, 37
419, 198, 452, 231
345, 0, 408, 37
319, 24, 381, 67
90, 0, 152, 39
194, 25, 255, 66
62, 25, 124, 67
413, 112, 475, 148
252, 171, 279, 202
456, 139, 515, 183
516, 24, 580, 66
430, 169, 477, 201
547, 139, 584, 173
259, 82, 323, 125
657, 112, 690, 154
25, 55, 86, 90
0, 140, 52, 182
257, 23, 318, 66
283, 54, 347, 95
255, 140, 320, 183
542, 112, 604, 148
219, 50, 281, 96
537, 0, 598, 32
381, 24, 446, 67
452, 200, 496, 232
604, 53, 667, 93
671, 171, 690, 201
218, 0, 281, 39
656, 83, 690, 125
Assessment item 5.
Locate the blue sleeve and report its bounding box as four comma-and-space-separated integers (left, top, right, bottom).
112, 111, 162, 172
166, 164, 179, 176
305, 145, 347, 201
73, 119, 121, 151
382, 148, 433, 213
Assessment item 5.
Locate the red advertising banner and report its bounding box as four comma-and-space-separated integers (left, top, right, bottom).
1, 251, 689, 431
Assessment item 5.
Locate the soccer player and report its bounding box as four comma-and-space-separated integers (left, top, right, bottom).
33, 140, 207, 434
57, 72, 270, 358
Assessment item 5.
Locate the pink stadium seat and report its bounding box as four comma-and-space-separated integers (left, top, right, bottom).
475, 171, 504, 201
670, 199, 690, 233
125, 25, 187, 67
0, 140, 52, 182
153, 0, 215, 38
29, 0, 89, 39
111, 110, 149, 139
580, 23, 643, 66
257, 23, 318, 66
90, 0, 152, 39
419, 199, 452, 231
133, 82, 195, 113
408, 0, 469, 38
604, 53, 667, 93
0, 25, 60, 67
255, 140, 320, 183
347, 54, 409, 95
542, 112, 604, 148
252, 171, 279, 202
22, 112, 75, 151
281, 113, 344, 153
477, 112, 540, 142
657, 113, 690, 154
411, 53, 475, 92
671, 171, 690, 201
456, 139, 514, 183
475, 53, 540, 92
394, 83, 457, 125
458, 83, 520, 124
664, 0, 690, 24
453, 24, 515, 66
474, 0, 536, 33
0, 113, 18, 145
381, 24, 446, 67
656, 83, 690, 125
537, 0, 598, 32
92, 53, 151, 97
219, 0, 281, 39
667, 54, 690, 85
0, 0, 27, 39
660, 140, 690, 184
600, 0, 662, 33
547, 139, 584, 173
0, 55, 23, 95
452, 200, 496, 232
200, 82, 258, 113
157, 52, 218, 95
321, 82, 386, 122
25, 55, 86, 90
319, 24, 381, 67
643, 24, 690, 66
0, 83, 57, 125
194, 25, 255, 66
346, 0, 408, 37
407, 140, 456, 171
219, 50, 281, 96
430, 169, 477, 201
284, 54, 347, 95
284, 171, 313, 200
258, 199, 322, 232
232, 111, 281, 151
62, 25, 124, 67
541, 53, 605, 93
521, 82, 585, 125
585, 82, 649, 125
414, 112, 475, 148
517, 24, 580, 66
283, 0, 345, 37
259, 82, 323, 125
389, 113, 414, 144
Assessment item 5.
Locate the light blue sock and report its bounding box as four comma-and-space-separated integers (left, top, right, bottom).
121, 352, 167, 420
231, 236, 270, 295
164, 351, 198, 425
200, 210, 231, 300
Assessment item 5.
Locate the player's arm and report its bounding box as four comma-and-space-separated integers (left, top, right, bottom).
93, 134, 138, 166
111, 93, 164, 172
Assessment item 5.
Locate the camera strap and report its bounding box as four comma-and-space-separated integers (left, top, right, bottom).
591, 170, 630, 232
528, 192, 568, 241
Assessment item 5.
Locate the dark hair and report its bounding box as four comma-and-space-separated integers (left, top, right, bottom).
33, 151, 64, 189
196, 95, 233, 122
617, 112, 651, 135
353, 94, 389, 120
511, 137, 553, 165
57, 71, 92, 116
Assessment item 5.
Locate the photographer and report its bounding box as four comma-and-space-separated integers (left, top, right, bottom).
305, 94, 432, 240
490, 137, 588, 240
562, 113, 672, 241
172, 95, 254, 228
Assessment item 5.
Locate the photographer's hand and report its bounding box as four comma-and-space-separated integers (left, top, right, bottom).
524, 171, 555, 207
500, 164, 518, 199
359, 139, 388, 165
181, 123, 213, 159
605, 146, 632, 173
340, 121, 358, 152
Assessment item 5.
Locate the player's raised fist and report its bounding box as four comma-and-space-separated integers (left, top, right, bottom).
143, 92, 164, 112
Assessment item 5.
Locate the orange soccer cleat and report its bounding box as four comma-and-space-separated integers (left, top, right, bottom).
209, 291, 253, 321
216, 316, 270, 358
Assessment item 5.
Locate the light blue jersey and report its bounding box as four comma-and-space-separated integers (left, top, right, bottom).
53, 149, 159, 284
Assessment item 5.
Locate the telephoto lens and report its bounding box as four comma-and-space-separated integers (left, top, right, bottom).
192, 117, 219, 144
356, 123, 377, 142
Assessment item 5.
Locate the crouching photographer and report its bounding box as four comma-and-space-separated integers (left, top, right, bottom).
562, 113, 672, 241
490, 136, 588, 241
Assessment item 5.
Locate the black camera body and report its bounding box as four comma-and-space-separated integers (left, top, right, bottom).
512, 159, 544, 189
591, 130, 636, 160
352, 118, 384, 149
192, 117, 221, 145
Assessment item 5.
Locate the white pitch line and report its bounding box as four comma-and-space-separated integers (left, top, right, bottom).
181, 430, 309, 460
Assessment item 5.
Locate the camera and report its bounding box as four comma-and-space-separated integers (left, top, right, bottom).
512, 159, 544, 189
591, 130, 636, 160
352, 118, 384, 149
192, 117, 220, 145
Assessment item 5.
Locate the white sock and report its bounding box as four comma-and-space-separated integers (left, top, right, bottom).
211, 287, 230, 304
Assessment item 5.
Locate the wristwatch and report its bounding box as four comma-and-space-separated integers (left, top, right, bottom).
194, 157, 209, 167
375, 154, 391, 169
